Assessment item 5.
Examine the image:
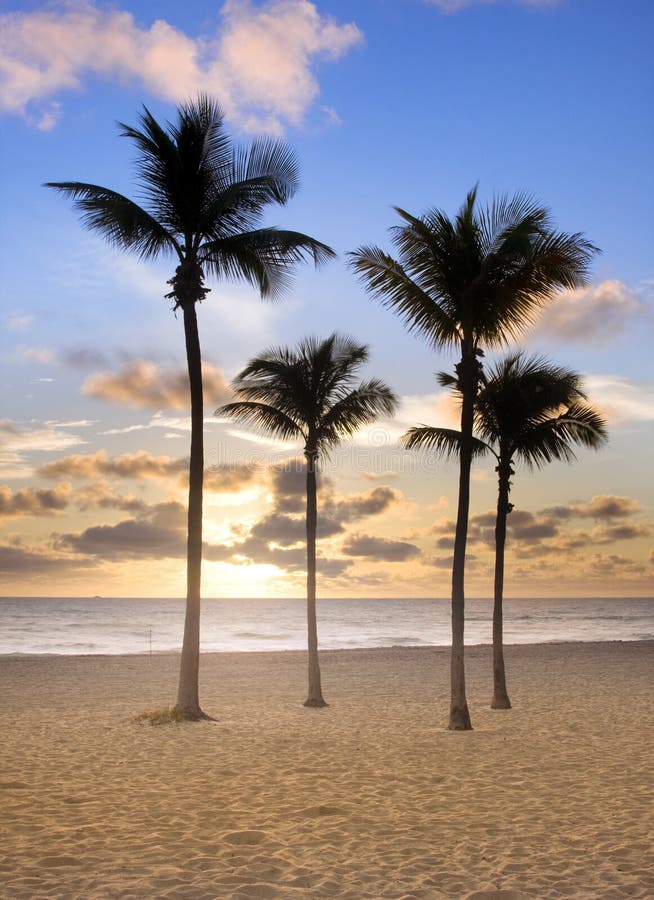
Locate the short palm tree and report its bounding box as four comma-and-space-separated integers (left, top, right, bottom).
218, 334, 397, 707
350, 187, 598, 729
46, 96, 334, 720
404, 352, 607, 709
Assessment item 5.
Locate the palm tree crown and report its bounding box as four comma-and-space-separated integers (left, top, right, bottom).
472, 352, 608, 468
46, 94, 334, 306
349, 186, 597, 354
219, 333, 397, 456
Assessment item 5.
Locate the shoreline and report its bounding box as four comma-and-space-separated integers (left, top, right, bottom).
1, 636, 652, 659
2, 641, 653, 898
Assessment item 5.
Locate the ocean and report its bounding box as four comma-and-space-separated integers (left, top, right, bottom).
0, 596, 653, 656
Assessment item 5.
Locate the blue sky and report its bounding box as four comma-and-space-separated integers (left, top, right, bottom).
0, 0, 652, 597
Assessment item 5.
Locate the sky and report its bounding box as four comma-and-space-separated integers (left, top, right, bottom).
0, 0, 652, 599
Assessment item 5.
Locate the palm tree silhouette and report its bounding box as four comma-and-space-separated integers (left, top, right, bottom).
219, 334, 397, 706
404, 352, 607, 709
350, 187, 598, 729
46, 96, 334, 719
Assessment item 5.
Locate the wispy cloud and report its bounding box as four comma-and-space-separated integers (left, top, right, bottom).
2, 314, 33, 331
584, 375, 654, 426
423, 0, 558, 12
16, 345, 56, 365
0, 419, 87, 478
0, 0, 362, 132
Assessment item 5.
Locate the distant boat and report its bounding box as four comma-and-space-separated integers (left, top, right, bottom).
92, 595, 103, 600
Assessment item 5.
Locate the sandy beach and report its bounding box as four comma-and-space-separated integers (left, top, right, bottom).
1, 641, 652, 899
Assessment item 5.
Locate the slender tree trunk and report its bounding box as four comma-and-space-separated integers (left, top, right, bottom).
304, 450, 327, 707
491, 456, 512, 709
448, 349, 478, 731
174, 301, 209, 720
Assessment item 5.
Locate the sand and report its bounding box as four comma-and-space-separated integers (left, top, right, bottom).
1, 640, 652, 899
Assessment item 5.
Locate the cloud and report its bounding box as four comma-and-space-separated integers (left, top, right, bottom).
39, 448, 259, 495
203, 532, 345, 576
510, 518, 558, 542
432, 495, 649, 561
268, 459, 307, 513
529, 280, 648, 346
200, 459, 402, 572
216, 0, 363, 132
82, 360, 231, 411
0, 419, 87, 477
342, 533, 421, 562
0, 482, 71, 517
3, 314, 33, 331
0, 543, 95, 574
64, 346, 111, 369
590, 523, 650, 544
39, 449, 187, 481
424, 0, 559, 12
582, 376, 654, 426
363, 470, 399, 482
250, 510, 343, 545
325, 485, 401, 523
586, 553, 646, 578
0, 0, 362, 132
205, 463, 261, 493
16, 345, 56, 365
73, 481, 146, 513
541, 495, 640, 520
55, 500, 188, 560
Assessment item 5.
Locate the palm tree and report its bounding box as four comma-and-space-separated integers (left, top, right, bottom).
404, 352, 607, 709
218, 334, 397, 707
350, 187, 598, 729
46, 96, 334, 720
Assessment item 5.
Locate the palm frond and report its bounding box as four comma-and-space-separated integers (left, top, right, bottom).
516, 402, 607, 468
217, 401, 304, 443
436, 369, 460, 391
202, 228, 335, 299
231, 137, 301, 204
401, 426, 490, 460
318, 379, 398, 449
349, 245, 459, 348
43, 181, 178, 259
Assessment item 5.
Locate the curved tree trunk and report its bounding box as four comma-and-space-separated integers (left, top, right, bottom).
174, 301, 210, 720
491, 456, 513, 709
449, 349, 478, 731
304, 450, 327, 707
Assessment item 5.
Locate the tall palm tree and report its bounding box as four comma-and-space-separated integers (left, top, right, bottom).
404, 352, 607, 709
218, 334, 397, 707
350, 187, 598, 729
46, 96, 334, 720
